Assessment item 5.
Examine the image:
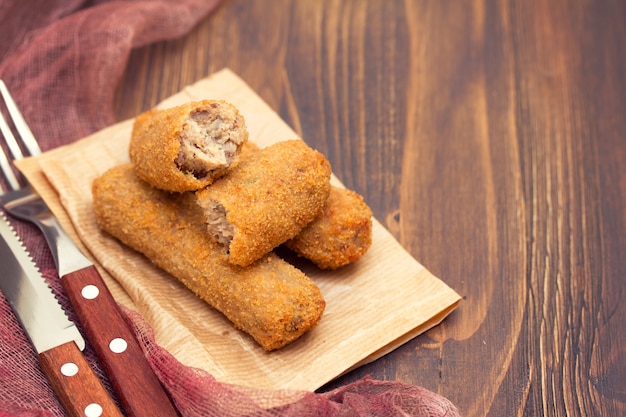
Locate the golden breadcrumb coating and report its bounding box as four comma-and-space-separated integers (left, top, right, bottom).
196, 140, 331, 267
285, 186, 373, 269
129, 100, 248, 192
238, 142, 373, 269
92, 164, 325, 351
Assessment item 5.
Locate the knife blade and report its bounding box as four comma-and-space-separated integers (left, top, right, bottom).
0, 212, 123, 417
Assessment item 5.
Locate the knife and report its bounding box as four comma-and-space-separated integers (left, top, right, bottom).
0, 213, 123, 417
0, 80, 177, 417
1, 197, 181, 417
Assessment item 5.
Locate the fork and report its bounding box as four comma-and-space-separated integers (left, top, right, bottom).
0, 80, 179, 417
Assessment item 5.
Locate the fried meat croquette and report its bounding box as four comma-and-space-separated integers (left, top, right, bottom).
92, 164, 325, 351
285, 186, 373, 269
129, 100, 248, 192
196, 140, 332, 267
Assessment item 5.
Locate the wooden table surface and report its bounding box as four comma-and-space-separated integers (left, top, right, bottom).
113, 1, 626, 416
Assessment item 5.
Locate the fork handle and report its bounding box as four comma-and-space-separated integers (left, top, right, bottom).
62, 265, 179, 417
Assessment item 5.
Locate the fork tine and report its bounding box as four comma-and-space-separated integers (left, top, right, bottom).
0, 98, 25, 161
0, 110, 21, 190
0, 142, 20, 191
0, 80, 42, 158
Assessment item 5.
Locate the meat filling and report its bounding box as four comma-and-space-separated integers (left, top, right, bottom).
175, 105, 246, 178
198, 198, 234, 247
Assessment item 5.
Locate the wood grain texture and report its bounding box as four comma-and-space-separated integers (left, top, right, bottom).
38, 341, 123, 417
113, 0, 626, 415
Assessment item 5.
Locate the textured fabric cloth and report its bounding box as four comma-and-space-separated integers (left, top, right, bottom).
0, 1, 460, 416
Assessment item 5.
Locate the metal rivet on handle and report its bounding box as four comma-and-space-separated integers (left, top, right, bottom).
109, 338, 128, 353
84, 403, 103, 417
60, 362, 79, 377
81, 284, 100, 300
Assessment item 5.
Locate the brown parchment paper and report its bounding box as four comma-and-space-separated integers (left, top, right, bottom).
16, 69, 461, 391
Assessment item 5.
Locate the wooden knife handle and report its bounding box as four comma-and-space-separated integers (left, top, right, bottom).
38, 341, 123, 417
62, 265, 179, 417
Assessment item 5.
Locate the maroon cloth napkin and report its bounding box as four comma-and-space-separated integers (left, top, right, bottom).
0, 1, 460, 416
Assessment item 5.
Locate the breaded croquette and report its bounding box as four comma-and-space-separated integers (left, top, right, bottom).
92, 164, 325, 351
238, 142, 373, 269
285, 186, 373, 269
196, 140, 332, 267
129, 100, 248, 192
